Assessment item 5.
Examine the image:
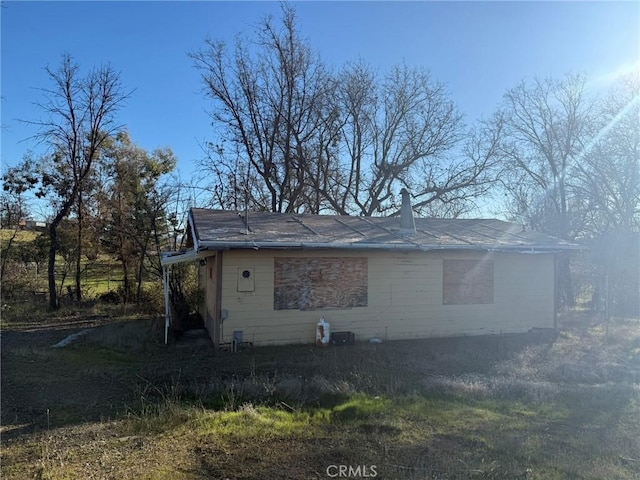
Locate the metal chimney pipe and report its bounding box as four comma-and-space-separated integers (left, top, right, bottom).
399, 188, 416, 235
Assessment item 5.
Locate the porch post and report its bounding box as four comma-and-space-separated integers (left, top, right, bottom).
163, 265, 171, 345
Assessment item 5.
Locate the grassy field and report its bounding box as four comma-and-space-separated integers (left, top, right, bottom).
0, 230, 41, 243
1, 309, 639, 479
1, 226, 159, 303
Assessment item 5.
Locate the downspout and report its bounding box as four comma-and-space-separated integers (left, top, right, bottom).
553, 254, 558, 331
163, 265, 171, 345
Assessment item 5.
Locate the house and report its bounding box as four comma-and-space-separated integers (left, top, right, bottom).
25, 220, 48, 231
161, 190, 581, 347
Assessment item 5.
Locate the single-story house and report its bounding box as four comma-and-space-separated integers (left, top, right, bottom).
161, 190, 581, 347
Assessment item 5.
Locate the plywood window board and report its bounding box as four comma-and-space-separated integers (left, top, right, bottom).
443, 259, 494, 305
274, 257, 368, 310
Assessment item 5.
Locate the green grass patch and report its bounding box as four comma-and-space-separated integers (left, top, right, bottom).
188, 404, 326, 438
331, 394, 390, 422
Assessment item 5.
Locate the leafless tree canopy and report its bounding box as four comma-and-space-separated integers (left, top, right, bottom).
191, 6, 501, 217
493, 71, 640, 309
191, 6, 332, 213
498, 74, 594, 239
495, 71, 639, 240
576, 72, 640, 235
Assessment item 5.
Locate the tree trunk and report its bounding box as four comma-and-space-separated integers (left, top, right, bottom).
557, 255, 575, 309
0, 227, 19, 289
48, 223, 59, 309
168, 268, 190, 332
121, 257, 130, 303
75, 189, 83, 301
46, 189, 78, 309
135, 238, 149, 300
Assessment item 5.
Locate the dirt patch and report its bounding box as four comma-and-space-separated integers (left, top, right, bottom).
1, 316, 110, 351
1, 317, 156, 436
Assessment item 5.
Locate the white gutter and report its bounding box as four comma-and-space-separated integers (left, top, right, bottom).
161, 250, 197, 267
194, 240, 584, 253
160, 249, 215, 267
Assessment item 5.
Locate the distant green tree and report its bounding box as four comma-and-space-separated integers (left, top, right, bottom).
98, 132, 176, 302
0, 178, 34, 293
0, 190, 29, 228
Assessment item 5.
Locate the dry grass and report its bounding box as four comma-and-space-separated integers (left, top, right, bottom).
1, 312, 639, 479
0, 229, 41, 242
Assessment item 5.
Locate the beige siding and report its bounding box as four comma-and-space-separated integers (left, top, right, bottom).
201, 254, 218, 342
198, 262, 207, 321
210, 249, 555, 346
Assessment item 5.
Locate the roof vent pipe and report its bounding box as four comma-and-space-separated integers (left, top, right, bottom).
399, 188, 416, 235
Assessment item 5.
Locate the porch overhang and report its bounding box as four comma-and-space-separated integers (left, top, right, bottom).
160, 249, 215, 344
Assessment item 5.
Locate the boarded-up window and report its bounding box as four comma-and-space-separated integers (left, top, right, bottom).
274, 257, 368, 310
443, 259, 494, 305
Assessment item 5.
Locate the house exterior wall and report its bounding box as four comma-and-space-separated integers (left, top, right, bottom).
199, 254, 220, 345
210, 249, 555, 346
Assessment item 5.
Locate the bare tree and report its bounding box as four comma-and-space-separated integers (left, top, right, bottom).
191, 5, 332, 213
499, 74, 593, 236
497, 73, 595, 305
4, 55, 130, 308
573, 71, 640, 315
193, 6, 499, 218
318, 61, 498, 217
197, 141, 273, 212
575, 72, 640, 234
411, 112, 506, 217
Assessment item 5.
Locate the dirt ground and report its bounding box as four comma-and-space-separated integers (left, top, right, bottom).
2, 311, 636, 433
0, 315, 513, 431
1, 318, 126, 435
1, 311, 639, 480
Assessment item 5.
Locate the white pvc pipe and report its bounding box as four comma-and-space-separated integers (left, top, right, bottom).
163, 266, 170, 345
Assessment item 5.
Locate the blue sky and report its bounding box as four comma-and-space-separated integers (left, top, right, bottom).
2, 1, 639, 186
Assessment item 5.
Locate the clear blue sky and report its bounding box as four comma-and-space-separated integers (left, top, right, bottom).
2, 1, 639, 186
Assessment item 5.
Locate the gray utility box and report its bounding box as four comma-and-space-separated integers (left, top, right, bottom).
331, 331, 355, 346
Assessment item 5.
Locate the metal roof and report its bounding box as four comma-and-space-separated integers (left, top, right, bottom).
185, 208, 581, 254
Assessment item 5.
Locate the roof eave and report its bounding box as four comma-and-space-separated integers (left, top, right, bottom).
160, 249, 215, 266
188, 209, 200, 252
195, 240, 583, 253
